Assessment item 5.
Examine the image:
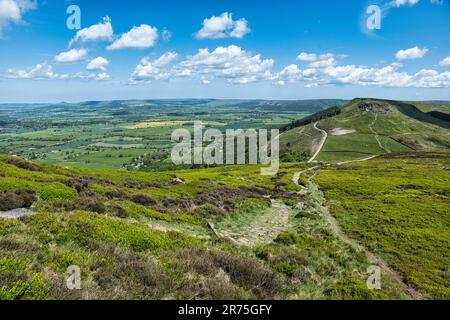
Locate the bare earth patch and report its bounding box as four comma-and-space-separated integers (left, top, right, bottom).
0, 208, 35, 219
331, 128, 356, 136
215, 199, 291, 247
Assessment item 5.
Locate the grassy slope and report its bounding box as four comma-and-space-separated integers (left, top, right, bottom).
280, 99, 450, 163
0, 156, 406, 300
315, 152, 450, 299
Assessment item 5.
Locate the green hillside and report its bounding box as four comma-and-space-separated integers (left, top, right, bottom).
0, 98, 449, 301
0, 154, 415, 300
280, 99, 450, 163
315, 152, 450, 299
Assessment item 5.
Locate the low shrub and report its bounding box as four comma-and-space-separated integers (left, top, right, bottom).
129, 193, 157, 206
0, 190, 37, 211
55, 193, 106, 214
176, 249, 282, 299
5, 158, 42, 172
275, 231, 302, 245
88, 243, 171, 299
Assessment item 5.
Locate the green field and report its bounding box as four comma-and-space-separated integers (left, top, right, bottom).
317, 133, 412, 163
0, 99, 330, 170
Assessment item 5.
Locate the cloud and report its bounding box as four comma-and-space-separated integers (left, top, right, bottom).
69, 16, 113, 47
282, 51, 450, 88
297, 52, 319, 62
131, 52, 178, 81
386, 0, 443, 10
0, 0, 36, 34
176, 45, 273, 84
7, 62, 111, 81
274, 64, 317, 84
75, 72, 111, 81
439, 56, 450, 66
395, 46, 428, 60
308, 57, 336, 68
296, 52, 338, 68
7, 63, 63, 80
86, 56, 109, 71
54, 48, 88, 63
391, 0, 420, 7
107, 24, 158, 50
195, 12, 251, 39
130, 45, 274, 85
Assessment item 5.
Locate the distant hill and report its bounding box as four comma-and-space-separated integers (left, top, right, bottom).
0, 99, 348, 114
280, 98, 450, 163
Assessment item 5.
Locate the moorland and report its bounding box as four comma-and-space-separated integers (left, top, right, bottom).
0, 98, 448, 300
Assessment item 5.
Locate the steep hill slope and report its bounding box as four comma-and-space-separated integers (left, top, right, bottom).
280, 99, 450, 163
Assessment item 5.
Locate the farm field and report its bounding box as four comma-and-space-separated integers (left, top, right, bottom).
0, 99, 345, 170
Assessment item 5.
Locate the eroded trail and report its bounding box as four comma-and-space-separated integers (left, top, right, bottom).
308, 122, 328, 163
214, 199, 291, 247
147, 222, 211, 240
337, 155, 377, 165
293, 166, 424, 300
369, 113, 390, 153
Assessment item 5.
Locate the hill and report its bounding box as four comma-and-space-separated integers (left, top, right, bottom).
280, 99, 450, 163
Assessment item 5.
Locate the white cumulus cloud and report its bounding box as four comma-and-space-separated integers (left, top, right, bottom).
107, 24, 158, 50
0, 0, 36, 34
395, 46, 428, 60
281, 50, 450, 88
297, 52, 337, 68
439, 56, 450, 66
7, 63, 63, 80
54, 48, 88, 63
75, 71, 111, 81
130, 45, 274, 85
391, 0, 420, 7
195, 12, 250, 39
69, 16, 113, 47
176, 45, 273, 84
131, 52, 178, 81
274, 64, 317, 84
297, 52, 319, 62
86, 56, 109, 71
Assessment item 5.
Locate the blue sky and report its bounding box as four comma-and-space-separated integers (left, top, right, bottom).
0, 0, 449, 103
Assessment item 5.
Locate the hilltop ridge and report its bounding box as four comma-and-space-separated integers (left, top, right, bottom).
280, 98, 450, 163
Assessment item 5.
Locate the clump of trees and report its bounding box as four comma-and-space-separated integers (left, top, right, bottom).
281, 106, 341, 132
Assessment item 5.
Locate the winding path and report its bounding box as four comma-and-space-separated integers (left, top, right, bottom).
369, 113, 390, 153
308, 122, 328, 163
